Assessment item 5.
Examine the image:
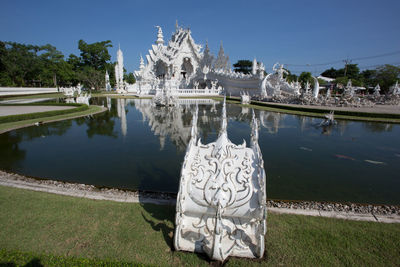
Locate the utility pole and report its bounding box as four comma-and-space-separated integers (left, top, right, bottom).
343, 58, 352, 77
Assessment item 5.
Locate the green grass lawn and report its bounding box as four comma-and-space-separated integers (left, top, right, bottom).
0, 186, 399, 266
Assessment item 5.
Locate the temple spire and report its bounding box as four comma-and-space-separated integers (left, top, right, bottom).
139, 54, 144, 70
252, 58, 257, 75
155, 26, 164, 45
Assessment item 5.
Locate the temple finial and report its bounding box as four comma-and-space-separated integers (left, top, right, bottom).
155, 26, 164, 45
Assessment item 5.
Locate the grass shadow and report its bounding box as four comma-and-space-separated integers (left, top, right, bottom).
139, 202, 175, 250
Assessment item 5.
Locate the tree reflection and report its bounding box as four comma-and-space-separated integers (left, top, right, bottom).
0, 132, 26, 170
362, 122, 393, 132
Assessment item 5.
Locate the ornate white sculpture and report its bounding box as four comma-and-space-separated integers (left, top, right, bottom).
241, 91, 251, 104
105, 70, 111, 91
76, 92, 91, 105
115, 45, 126, 94
320, 111, 336, 126
174, 97, 267, 261
391, 81, 400, 95
312, 76, 320, 99
202, 66, 209, 81
305, 81, 311, 95
344, 79, 355, 98
373, 84, 381, 97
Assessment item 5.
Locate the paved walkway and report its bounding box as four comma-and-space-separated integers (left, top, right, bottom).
0, 105, 74, 116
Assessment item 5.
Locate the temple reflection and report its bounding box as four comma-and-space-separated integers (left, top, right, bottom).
132, 98, 218, 150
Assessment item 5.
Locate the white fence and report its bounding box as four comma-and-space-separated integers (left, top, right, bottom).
0, 87, 58, 96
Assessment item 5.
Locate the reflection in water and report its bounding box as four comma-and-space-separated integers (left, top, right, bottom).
259, 110, 287, 134
133, 98, 218, 150
1, 98, 400, 204
117, 98, 128, 136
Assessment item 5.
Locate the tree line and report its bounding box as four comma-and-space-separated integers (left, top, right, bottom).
0, 40, 135, 90
233, 60, 400, 93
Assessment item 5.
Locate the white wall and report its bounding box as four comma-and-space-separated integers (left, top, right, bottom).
0, 87, 58, 96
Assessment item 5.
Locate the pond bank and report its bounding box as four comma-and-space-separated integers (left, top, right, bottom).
1, 170, 399, 223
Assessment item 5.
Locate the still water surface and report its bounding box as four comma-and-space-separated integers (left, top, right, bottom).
1, 97, 399, 205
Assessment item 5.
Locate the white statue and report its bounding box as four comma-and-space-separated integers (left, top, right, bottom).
202, 66, 209, 81
305, 81, 311, 95
312, 76, 320, 99
320, 111, 337, 126
241, 91, 251, 104
345, 79, 354, 97
105, 70, 111, 91
373, 84, 381, 97
211, 79, 218, 90
391, 81, 400, 95
174, 98, 267, 261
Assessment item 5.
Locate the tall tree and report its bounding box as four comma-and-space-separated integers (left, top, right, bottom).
78, 40, 112, 70
321, 67, 338, 78
299, 72, 313, 87
372, 65, 400, 92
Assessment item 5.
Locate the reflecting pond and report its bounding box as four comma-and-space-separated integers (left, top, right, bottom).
1, 97, 400, 205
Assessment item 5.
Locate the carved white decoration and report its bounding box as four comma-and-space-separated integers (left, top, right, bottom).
174, 97, 267, 261
105, 70, 111, 91
373, 84, 381, 97
344, 79, 355, 98
241, 91, 251, 104
76, 92, 91, 106
391, 81, 400, 95
115, 46, 125, 92
312, 76, 320, 99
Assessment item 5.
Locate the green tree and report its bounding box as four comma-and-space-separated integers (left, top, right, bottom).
78, 40, 112, 70
372, 64, 400, 93
282, 68, 297, 83
321, 67, 338, 78
0, 42, 41, 86
78, 66, 104, 91
124, 72, 136, 84
233, 60, 252, 74
360, 69, 377, 88
299, 72, 313, 87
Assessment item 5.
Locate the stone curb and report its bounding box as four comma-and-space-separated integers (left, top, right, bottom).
1, 173, 400, 224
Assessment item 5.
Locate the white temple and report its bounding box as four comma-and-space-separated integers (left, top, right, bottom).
123, 23, 320, 99
128, 23, 270, 96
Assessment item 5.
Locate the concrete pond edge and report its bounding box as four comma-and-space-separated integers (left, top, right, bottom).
1, 170, 399, 224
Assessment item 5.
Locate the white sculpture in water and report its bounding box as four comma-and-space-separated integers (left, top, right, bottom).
174, 97, 267, 261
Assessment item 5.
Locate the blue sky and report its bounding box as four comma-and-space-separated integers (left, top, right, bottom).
1, 0, 400, 75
